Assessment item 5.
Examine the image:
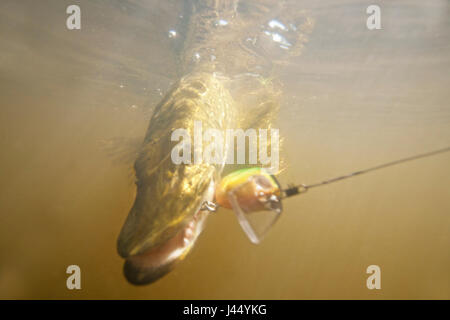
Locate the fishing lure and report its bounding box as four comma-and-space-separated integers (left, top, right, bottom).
203, 146, 450, 244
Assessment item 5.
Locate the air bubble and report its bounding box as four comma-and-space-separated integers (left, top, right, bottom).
214, 19, 229, 27
268, 19, 287, 31
168, 30, 177, 38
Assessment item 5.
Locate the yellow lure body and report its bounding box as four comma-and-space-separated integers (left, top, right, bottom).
215, 168, 281, 210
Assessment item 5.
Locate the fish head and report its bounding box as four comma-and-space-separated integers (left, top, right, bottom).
117, 159, 217, 285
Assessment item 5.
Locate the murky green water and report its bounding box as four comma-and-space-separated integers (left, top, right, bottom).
0, 0, 449, 299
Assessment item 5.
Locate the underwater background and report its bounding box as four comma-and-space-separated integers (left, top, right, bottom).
0, 0, 449, 299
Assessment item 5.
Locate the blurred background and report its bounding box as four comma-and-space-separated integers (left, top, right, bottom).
0, 0, 449, 299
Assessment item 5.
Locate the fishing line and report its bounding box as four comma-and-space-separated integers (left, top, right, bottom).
283, 146, 450, 198
205, 145, 450, 243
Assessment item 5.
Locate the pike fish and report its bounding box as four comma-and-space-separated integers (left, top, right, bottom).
117, 0, 313, 285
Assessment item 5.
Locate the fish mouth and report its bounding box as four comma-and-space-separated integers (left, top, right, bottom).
120, 180, 215, 285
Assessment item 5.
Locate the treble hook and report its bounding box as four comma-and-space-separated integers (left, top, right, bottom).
200, 201, 219, 212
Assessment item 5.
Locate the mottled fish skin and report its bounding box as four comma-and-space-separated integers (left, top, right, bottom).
116, 0, 241, 285
117, 72, 236, 258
